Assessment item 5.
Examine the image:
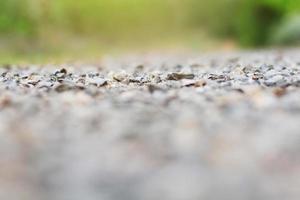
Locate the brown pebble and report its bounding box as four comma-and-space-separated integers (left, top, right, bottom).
273, 87, 286, 98
0, 95, 11, 109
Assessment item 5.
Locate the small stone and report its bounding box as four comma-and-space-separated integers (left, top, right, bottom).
147, 84, 162, 93
252, 72, 264, 80
264, 75, 285, 87
128, 77, 143, 83
182, 80, 207, 87
55, 84, 73, 93
135, 64, 144, 71
194, 80, 207, 87
181, 80, 196, 87
38, 81, 53, 90
60, 68, 67, 74
54, 68, 68, 79
242, 65, 253, 74
273, 87, 287, 98
233, 88, 245, 94
0, 95, 11, 109
54, 81, 83, 93
167, 73, 195, 80
113, 71, 128, 82
228, 57, 240, 63
208, 74, 230, 82
87, 77, 107, 87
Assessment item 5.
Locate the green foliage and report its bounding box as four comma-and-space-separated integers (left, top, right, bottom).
187, 0, 238, 36
0, 0, 37, 36
271, 14, 300, 45
234, 0, 284, 46
36, 0, 186, 38
234, 0, 300, 46
188, 0, 300, 46
0, 0, 299, 47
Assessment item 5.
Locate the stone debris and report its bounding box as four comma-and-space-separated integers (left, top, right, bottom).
0, 50, 300, 200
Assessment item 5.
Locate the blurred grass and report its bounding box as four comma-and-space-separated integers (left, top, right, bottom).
0, 30, 220, 64
0, 0, 300, 63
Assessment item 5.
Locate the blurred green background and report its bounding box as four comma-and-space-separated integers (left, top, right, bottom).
0, 0, 300, 62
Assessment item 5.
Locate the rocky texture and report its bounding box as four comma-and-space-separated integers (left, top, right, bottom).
0, 50, 300, 200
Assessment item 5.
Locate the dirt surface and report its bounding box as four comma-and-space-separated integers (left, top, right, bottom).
0, 50, 300, 200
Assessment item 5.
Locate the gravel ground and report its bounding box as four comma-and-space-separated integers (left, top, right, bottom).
0, 50, 300, 200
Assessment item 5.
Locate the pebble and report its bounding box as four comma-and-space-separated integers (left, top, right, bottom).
112, 71, 129, 82
87, 77, 107, 87
166, 72, 195, 80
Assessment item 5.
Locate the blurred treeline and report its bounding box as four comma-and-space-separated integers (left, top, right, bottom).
0, 0, 300, 48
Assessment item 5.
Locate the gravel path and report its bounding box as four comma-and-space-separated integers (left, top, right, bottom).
0, 50, 300, 200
